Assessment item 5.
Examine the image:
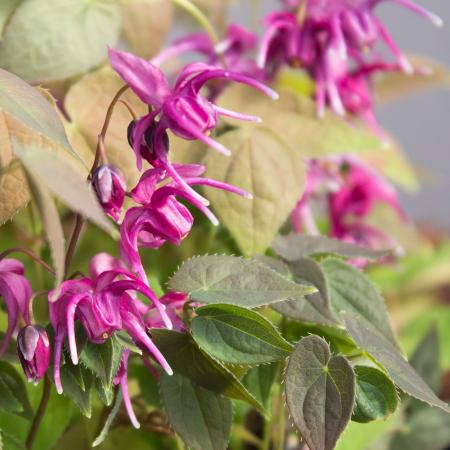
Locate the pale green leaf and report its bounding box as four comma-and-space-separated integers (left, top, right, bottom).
204, 126, 306, 255
12, 140, 116, 236
0, 0, 122, 83
242, 363, 279, 413
285, 335, 356, 450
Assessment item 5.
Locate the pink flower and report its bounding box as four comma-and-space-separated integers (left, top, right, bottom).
292, 156, 405, 252
120, 164, 251, 281
259, 0, 441, 120
49, 253, 172, 395
17, 325, 50, 384
0, 259, 32, 356
152, 24, 262, 82
92, 164, 126, 222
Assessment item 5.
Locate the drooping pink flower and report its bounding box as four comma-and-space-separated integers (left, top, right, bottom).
48, 253, 172, 394
109, 47, 276, 204
259, 0, 442, 119
292, 156, 405, 252
120, 164, 251, 281
17, 325, 50, 384
152, 24, 262, 80
0, 259, 32, 356
92, 164, 126, 222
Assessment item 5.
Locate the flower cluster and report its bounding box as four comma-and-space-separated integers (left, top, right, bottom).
291, 156, 405, 252
1, 49, 274, 428
259, 0, 442, 131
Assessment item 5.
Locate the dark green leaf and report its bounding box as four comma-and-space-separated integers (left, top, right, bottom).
151, 329, 262, 410
80, 336, 122, 388
0, 361, 33, 419
59, 361, 93, 417
389, 407, 450, 450
191, 304, 292, 365
285, 335, 356, 450
168, 255, 315, 308
343, 313, 450, 413
272, 258, 337, 326
272, 234, 389, 262
160, 373, 232, 450
322, 258, 398, 347
409, 325, 441, 394
352, 366, 398, 423
92, 390, 122, 447
242, 363, 279, 412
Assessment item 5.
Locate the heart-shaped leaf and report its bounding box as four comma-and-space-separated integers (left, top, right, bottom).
204, 126, 306, 255
168, 255, 315, 308
160, 373, 232, 450
191, 304, 292, 365
0, 0, 122, 82
352, 366, 398, 423
285, 335, 356, 450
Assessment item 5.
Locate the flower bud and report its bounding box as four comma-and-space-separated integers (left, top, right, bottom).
17, 325, 50, 384
92, 165, 126, 221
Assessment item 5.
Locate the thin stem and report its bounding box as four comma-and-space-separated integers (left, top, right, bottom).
26, 376, 51, 450
168, 0, 220, 45
119, 100, 138, 120
64, 215, 84, 277
0, 248, 55, 277
64, 85, 128, 277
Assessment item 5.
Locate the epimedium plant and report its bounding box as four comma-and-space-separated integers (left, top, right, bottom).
0, 0, 450, 450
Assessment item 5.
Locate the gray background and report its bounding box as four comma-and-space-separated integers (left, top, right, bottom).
226, 0, 450, 229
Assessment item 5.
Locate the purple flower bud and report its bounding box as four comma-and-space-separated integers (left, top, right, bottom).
92, 165, 126, 222
17, 325, 50, 384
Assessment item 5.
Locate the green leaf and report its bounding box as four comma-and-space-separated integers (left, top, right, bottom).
285, 335, 356, 450
12, 140, 116, 236
343, 313, 450, 413
0, 0, 21, 40
374, 55, 450, 104
321, 258, 398, 347
218, 86, 382, 158
0, 0, 122, 83
272, 234, 389, 262
24, 169, 65, 289
389, 408, 450, 450
352, 366, 398, 423
242, 363, 279, 412
151, 329, 262, 410
272, 258, 337, 326
0, 67, 72, 150
80, 336, 122, 388
168, 255, 315, 308
0, 361, 33, 419
191, 304, 292, 365
160, 373, 232, 450
92, 389, 122, 447
409, 326, 441, 395
59, 361, 93, 418
204, 126, 306, 255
